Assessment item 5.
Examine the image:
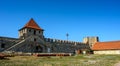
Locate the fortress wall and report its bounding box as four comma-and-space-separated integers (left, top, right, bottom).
44, 38, 84, 45
0, 37, 20, 52
0, 37, 90, 53
45, 38, 90, 53
48, 43, 90, 53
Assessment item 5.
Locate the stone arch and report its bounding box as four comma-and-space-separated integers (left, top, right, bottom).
35, 45, 43, 53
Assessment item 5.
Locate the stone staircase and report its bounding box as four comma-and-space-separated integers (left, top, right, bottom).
3, 36, 33, 52
4, 35, 45, 53
0, 37, 20, 52
5, 39, 25, 51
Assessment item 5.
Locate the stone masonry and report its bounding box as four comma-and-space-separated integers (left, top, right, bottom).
0, 18, 93, 54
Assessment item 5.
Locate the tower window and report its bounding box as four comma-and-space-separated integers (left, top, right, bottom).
34, 30, 36, 35
39, 31, 40, 33
29, 29, 31, 32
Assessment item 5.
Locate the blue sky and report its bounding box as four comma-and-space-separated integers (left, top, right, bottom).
0, 0, 120, 42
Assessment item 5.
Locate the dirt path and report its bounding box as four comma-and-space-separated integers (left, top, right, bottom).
114, 62, 120, 66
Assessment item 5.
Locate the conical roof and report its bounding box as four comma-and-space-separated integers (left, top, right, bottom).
19, 18, 43, 31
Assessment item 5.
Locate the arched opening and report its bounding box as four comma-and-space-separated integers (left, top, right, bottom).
35, 45, 43, 53
34, 38, 37, 42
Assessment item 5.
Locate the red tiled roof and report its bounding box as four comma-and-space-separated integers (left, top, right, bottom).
92, 41, 120, 50
20, 18, 43, 30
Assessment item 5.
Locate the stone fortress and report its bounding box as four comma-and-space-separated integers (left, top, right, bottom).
0, 18, 99, 54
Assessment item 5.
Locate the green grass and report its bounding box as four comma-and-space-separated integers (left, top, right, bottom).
0, 54, 120, 66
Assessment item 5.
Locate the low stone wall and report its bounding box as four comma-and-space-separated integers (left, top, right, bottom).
33, 53, 72, 57
94, 50, 120, 54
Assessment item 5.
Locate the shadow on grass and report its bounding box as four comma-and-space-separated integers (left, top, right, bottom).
0, 57, 10, 60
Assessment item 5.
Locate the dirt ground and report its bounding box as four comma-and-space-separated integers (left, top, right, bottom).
114, 61, 120, 66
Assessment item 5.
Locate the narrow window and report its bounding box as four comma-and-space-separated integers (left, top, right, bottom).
39, 31, 40, 34
34, 38, 37, 42
34, 30, 36, 35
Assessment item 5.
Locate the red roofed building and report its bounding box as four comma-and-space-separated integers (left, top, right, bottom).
19, 18, 44, 40
20, 18, 43, 31
92, 41, 120, 54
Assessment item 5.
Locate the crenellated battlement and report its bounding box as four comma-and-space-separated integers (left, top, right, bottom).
44, 38, 85, 45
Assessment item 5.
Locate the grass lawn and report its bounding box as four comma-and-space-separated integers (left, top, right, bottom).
0, 54, 120, 66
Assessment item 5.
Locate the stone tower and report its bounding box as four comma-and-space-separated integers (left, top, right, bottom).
19, 18, 44, 40
83, 37, 99, 48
